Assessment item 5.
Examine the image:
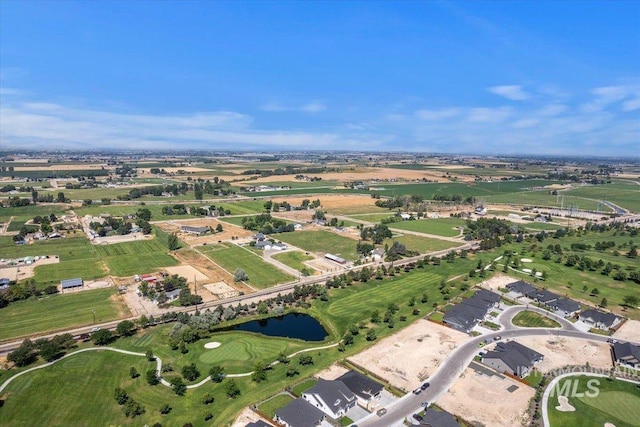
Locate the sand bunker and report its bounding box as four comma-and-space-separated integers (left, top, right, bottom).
204, 342, 221, 349
521, 258, 533, 263
555, 396, 575, 412
604, 423, 617, 427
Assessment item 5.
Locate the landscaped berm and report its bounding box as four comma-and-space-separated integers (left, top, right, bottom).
548, 375, 640, 427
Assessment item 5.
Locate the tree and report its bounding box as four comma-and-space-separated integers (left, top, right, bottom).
7, 339, 37, 367
582, 285, 588, 293
170, 377, 187, 396
590, 288, 600, 297
366, 328, 377, 341
215, 224, 223, 233
130, 366, 140, 379
225, 379, 241, 398
116, 320, 136, 337
123, 399, 145, 418
233, 268, 249, 282
600, 298, 608, 308
146, 368, 160, 385
203, 410, 213, 421
298, 354, 314, 365
251, 361, 268, 383
623, 295, 639, 308
209, 365, 225, 382
182, 363, 200, 381
286, 366, 300, 377
159, 403, 172, 415
91, 329, 113, 345
202, 392, 214, 405
114, 387, 130, 405
168, 232, 181, 250
146, 348, 155, 361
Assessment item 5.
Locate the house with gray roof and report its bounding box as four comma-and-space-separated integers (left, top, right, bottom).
336, 370, 384, 408
443, 289, 500, 333
419, 408, 460, 427
274, 398, 324, 427
245, 421, 272, 427
180, 225, 210, 235
579, 309, 622, 331
61, 278, 83, 290
506, 280, 537, 298
612, 342, 640, 369
302, 378, 356, 419
482, 341, 544, 378
533, 289, 559, 305
547, 298, 581, 318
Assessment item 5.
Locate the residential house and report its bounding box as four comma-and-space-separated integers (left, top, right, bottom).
533, 289, 559, 305
254, 232, 266, 241
579, 309, 622, 331
336, 370, 384, 408
419, 408, 460, 427
302, 378, 357, 419
274, 398, 324, 427
506, 280, 537, 299
482, 341, 544, 378
165, 288, 181, 303
370, 248, 385, 262
547, 298, 581, 318
443, 289, 500, 333
612, 342, 640, 369
399, 213, 412, 220
245, 421, 272, 427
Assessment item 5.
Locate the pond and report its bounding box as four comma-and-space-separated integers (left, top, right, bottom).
224, 313, 328, 341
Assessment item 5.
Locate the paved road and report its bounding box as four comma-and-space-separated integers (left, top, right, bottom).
358, 306, 638, 427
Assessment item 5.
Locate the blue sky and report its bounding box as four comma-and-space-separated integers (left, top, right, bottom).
1, 1, 639, 156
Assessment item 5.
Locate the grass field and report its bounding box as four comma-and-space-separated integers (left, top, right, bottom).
382, 234, 461, 254
347, 212, 398, 223
561, 182, 640, 213
200, 243, 294, 288
388, 218, 465, 237
75, 203, 198, 221
95, 239, 178, 277
548, 375, 640, 427
511, 311, 561, 328
259, 394, 294, 418
0, 288, 128, 341
272, 250, 315, 272
291, 377, 318, 395
272, 230, 359, 261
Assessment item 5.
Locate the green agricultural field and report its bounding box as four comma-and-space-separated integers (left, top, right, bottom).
95, 239, 178, 277
33, 258, 107, 284
0, 236, 97, 261
561, 183, 640, 213
75, 203, 199, 221
272, 230, 359, 261
0, 204, 69, 232
0, 288, 128, 341
347, 213, 397, 223
389, 218, 465, 237
325, 203, 391, 215
548, 375, 640, 427
200, 243, 294, 288
521, 221, 564, 231
512, 311, 561, 328
217, 215, 249, 227
272, 250, 315, 272
382, 234, 462, 254
372, 180, 562, 199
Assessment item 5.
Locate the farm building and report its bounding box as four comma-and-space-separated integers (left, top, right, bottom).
61, 278, 84, 290
325, 253, 347, 264
180, 225, 210, 235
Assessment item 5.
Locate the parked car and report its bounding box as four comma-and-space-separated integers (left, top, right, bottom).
413, 413, 424, 421
413, 388, 422, 395
494, 335, 502, 341
421, 382, 430, 390
376, 408, 387, 416
420, 401, 428, 407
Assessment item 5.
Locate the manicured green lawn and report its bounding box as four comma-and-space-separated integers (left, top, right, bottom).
0, 288, 128, 341
272, 230, 359, 261
512, 311, 561, 328
548, 375, 640, 427
272, 251, 315, 272
200, 243, 295, 288
258, 394, 294, 418
291, 377, 318, 396
388, 218, 466, 237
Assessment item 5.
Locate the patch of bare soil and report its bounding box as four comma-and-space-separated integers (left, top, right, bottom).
155, 218, 253, 245
514, 336, 613, 372
348, 319, 469, 392
316, 363, 350, 381
0, 256, 60, 281
231, 408, 273, 427
613, 320, 640, 342
437, 366, 535, 427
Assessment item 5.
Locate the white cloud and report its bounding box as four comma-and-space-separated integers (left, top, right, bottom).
536, 104, 567, 116
414, 108, 460, 121
487, 85, 530, 101
468, 107, 512, 123
260, 103, 288, 112
622, 97, 640, 112
300, 101, 326, 113
581, 84, 640, 113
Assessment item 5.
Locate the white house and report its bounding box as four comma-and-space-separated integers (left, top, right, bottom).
302, 378, 356, 419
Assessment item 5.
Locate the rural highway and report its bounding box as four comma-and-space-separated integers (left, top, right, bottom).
357, 306, 639, 427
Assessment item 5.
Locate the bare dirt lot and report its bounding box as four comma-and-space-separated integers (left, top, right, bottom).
514, 335, 613, 372
478, 273, 522, 292
154, 218, 253, 245
348, 319, 469, 392
437, 365, 535, 427
316, 363, 350, 381
231, 408, 272, 427
0, 256, 60, 281
164, 265, 210, 284
613, 319, 640, 342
